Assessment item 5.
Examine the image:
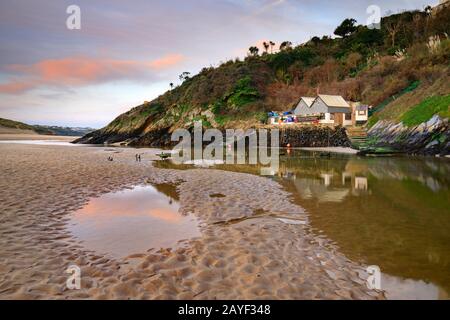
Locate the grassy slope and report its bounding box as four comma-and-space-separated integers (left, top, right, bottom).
0, 118, 38, 132
402, 94, 450, 126
369, 69, 450, 127
0, 117, 53, 135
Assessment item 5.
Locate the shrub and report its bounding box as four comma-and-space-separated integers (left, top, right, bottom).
224, 76, 260, 109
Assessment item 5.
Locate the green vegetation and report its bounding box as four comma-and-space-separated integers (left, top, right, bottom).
0, 117, 38, 132
401, 95, 450, 126
0, 117, 55, 134
224, 76, 260, 109
367, 114, 380, 128
334, 18, 357, 38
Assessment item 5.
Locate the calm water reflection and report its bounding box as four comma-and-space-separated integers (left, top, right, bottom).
155, 150, 450, 299
68, 184, 200, 259
277, 153, 450, 300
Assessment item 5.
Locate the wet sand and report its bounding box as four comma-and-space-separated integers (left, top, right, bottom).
0, 143, 383, 299
299, 147, 358, 154
0, 134, 77, 141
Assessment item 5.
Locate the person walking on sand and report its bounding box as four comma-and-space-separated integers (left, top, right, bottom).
138, 154, 141, 162
135, 154, 138, 162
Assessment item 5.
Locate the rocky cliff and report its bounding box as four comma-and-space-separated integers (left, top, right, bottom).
368, 115, 449, 156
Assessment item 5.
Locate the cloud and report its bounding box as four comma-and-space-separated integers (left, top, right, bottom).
148, 54, 184, 69
0, 80, 35, 94
0, 54, 184, 94
253, 0, 286, 16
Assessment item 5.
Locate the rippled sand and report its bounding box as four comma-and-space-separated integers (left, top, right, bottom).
0, 143, 383, 299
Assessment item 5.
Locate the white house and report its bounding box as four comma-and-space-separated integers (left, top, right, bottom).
293, 97, 315, 116
308, 94, 353, 126
353, 104, 369, 124
275, 94, 368, 127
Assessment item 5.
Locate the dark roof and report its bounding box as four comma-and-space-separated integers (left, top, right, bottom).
356, 105, 369, 111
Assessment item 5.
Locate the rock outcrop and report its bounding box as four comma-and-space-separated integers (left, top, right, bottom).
368, 115, 449, 156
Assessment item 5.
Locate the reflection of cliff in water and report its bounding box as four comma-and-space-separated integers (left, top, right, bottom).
278, 153, 449, 194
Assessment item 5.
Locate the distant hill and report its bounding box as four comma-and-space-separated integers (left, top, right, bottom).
0, 118, 52, 135
33, 125, 95, 137
0, 118, 95, 136
73, 6, 448, 145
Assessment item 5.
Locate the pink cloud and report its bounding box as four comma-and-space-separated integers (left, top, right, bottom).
0, 54, 184, 94
148, 54, 184, 70
0, 80, 35, 94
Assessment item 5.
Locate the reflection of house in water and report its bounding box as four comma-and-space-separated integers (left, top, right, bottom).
341, 171, 369, 191
320, 173, 333, 186
292, 178, 350, 203
354, 177, 368, 191
286, 165, 369, 203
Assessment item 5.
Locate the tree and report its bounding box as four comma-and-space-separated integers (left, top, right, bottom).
248, 46, 259, 56
334, 18, 357, 38
279, 41, 292, 51
263, 41, 270, 53
270, 41, 276, 53
169, 83, 174, 90
179, 72, 191, 82
385, 20, 401, 47
311, 36, 321, 44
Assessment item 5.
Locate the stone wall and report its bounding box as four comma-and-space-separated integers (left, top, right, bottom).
279, 126, 352, 148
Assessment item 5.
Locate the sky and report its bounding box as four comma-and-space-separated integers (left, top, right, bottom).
0, 0, 438, 128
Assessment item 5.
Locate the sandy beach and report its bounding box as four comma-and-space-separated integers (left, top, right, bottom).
0, 142, 382, 299
0, 133, 78, 141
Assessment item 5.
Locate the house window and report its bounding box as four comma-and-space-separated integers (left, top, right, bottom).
358, 110, 366, 115
344, 113, 352, 120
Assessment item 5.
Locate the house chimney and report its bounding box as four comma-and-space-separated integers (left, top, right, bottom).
316, 86, 320, 95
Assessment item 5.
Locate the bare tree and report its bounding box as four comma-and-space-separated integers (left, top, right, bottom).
179, 72, 191, 82
386, 20, 401, 47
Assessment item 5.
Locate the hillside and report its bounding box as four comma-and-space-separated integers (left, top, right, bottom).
76, 6, 450, 146
0, 118, 95, 136
0, 118, 53, 135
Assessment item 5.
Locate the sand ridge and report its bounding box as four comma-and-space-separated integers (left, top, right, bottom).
0, 143, 383, 299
